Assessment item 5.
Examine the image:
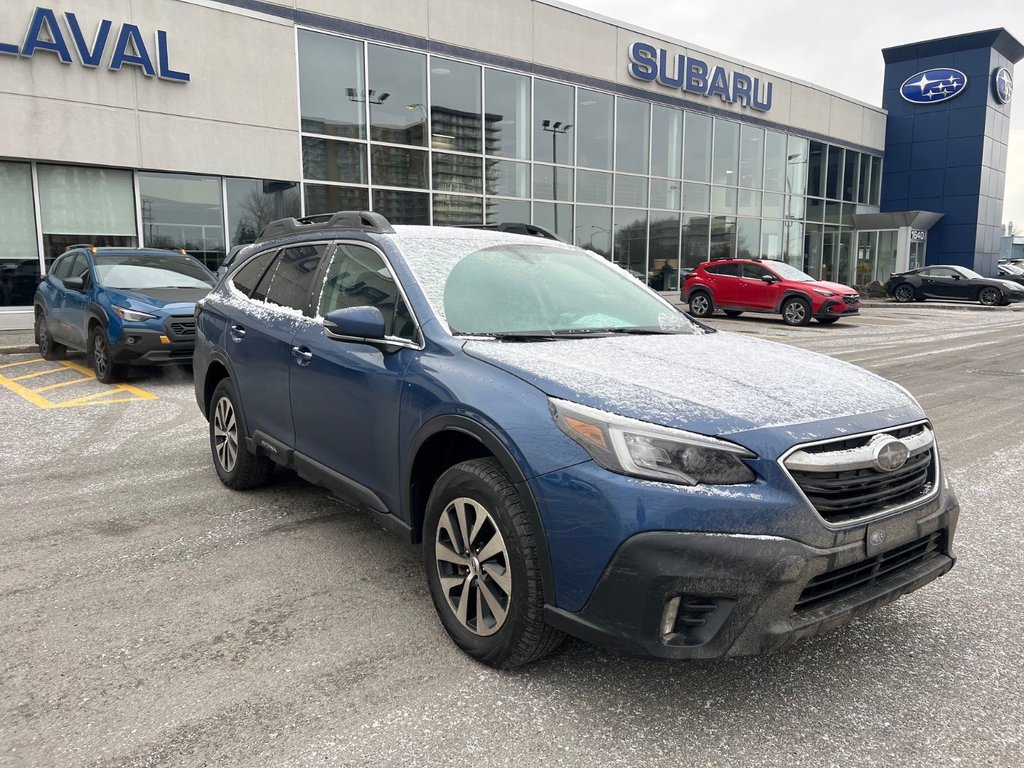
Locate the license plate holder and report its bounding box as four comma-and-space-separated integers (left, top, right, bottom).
865, 515, 918, 557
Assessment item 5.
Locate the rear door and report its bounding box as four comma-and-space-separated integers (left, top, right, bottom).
704, 262, 741, 305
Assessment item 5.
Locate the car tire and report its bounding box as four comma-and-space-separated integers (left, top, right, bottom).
893, 284, 915, 303
89, 327, 124, 384
978, 287, 1002, 306
688, 291, 714, 318
816, 317, 840, 325
424, 457, 564, 669
723, 310, 743, 317
781, 297, 811, 326
36, 311, 66, 360
209, 378, 275, 490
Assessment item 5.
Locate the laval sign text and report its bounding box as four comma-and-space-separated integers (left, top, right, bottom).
627, 41, 773, 112
0, 7, 190, 82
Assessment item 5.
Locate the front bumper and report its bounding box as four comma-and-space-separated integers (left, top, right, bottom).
110, 327, 194, 365
544, 490, 958, 659
815, 298, 860, 318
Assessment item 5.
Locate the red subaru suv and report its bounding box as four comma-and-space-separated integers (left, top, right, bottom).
682, 258, 860, 326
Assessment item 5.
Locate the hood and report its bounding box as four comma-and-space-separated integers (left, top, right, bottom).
106, 287, 211, 313
996, 279, 1024, 292
464, 331, 919, 438
813, 280, 858, 295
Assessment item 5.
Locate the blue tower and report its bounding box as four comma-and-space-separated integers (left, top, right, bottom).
880, 29, 1022, 274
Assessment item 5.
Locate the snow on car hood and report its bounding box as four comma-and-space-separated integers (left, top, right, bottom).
464, 331, 918, 437
813, 280, 859, 295
107, 287, 211, 313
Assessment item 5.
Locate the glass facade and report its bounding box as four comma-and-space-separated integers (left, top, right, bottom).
295, 28, 882, 290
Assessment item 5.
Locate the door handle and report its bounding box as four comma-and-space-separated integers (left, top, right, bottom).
229, 324, 246, 341
292, 346, 313, 366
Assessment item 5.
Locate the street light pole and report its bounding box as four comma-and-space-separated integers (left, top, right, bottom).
541, 119, 572, 236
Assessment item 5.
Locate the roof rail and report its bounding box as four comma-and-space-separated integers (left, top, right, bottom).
455, 222, 564, 242
63, 243, 94, 252
256, 210, 395, 242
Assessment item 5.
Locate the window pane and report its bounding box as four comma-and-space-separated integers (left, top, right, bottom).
682, 182, 710, 212
761, 219, 784, 260
786, 136, 808, 196
374, 189, 429, 224
432, 153, 482, 194
574, 205, 612, 257
739, 125, 763, 189
304, 184, 369, 216
0, 161, 39, 305
486, 198, 530, 224
261, 243, 329, 314
650, 178, 681, 210
533, 202, 572, 242
651, 105, 683, 178
711, 186, 737, 215
784, 221, 805, 267
533, 165, 573, 201
303, 137, 367, 184
683, 112, 711, 182
38, 165, 136, 238
577, 89, 613, 170
371, 146, 428, 189
824, 199, 842, 224
712, 119, 739, 185
710, 216, 736, 260
231, 250, 276, 296
803, 222, 822, 276
430, 57, 481, 153
485, 69, 530, 159
485, 159, 529, 197
614, 208, 647, 279
825, 146, 844, 200
433, 194, 483, 225
806, 197, 825, 223
534, 80, 575, 164
736, 217, 760, 259
870, 157, 882, 205
738, 189, 761, 217
855, 230, 877, 285
576, 169, 612, 204
807, 141, 826, 198
857, 152, 871, 204
786, 195, 805, 220
298, 30, 365, 139
762, 192, 784, 219
763, 130, 787, 193
226, 178, 300, 248
616, 98, 650, 175
648, 210, 680, 290
614, 174, 647, 207
681, 213, 710, 268
318, 243, 414, 339
369, 44, 427, 146
843, 150, 859, 202
137, 171, 222, 268
878, 229, 898, 278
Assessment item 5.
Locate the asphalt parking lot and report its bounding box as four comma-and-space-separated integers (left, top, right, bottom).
2, 304, 1022, 767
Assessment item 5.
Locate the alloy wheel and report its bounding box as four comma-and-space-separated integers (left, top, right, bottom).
93, 335, 109, 378
434, 497, 512, 637
784, 301, 807, 324
979, 287, 1000, 306
894, 285, 914, 303
213, 396, 239, 473
690, 294, 710, 316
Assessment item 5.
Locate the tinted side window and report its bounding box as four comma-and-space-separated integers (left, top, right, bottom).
740, 264, 768, 279
231, 250, 276, 296
705, 263, 740, 276
67, 253, 89, 280
317, 244, 415, 339
260, 244, 329, 314
52, 255, 73, 280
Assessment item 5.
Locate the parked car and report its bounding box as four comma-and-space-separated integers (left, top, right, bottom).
886, 265, 1024, 305
996, 262, 1024, 288
194, 211, 958, 668
34, 246, 217, 382
682, 258, 860, 326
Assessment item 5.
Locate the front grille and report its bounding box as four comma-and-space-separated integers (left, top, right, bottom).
795, 530, 944, 612
167, 316, 196, 338
784, 424, 937, 525
844, 294, 859, 305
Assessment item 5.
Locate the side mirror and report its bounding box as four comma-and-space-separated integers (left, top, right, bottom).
324, 306, 387, 343
64, 276, 85, 291
761, 274, 778, 284
951, 274, 961, 280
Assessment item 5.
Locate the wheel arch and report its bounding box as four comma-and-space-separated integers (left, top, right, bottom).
775, 289, 811, 313
404, 415, 557, 605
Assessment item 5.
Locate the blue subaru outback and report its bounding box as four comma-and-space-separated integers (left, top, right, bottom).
194, 212, 958, 668
35, 246, 216, 382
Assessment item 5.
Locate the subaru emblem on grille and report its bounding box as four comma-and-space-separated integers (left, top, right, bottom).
872, 436, 910, 472
869, 530, 887, 546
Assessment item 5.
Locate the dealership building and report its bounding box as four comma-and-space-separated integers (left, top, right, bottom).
0, 0, 1020, 310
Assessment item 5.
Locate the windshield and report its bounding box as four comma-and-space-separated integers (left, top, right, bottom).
768, 262, 815, 282
392, 230, 698, 337
93, 254, 216, 290
1001, 263, 1024, 275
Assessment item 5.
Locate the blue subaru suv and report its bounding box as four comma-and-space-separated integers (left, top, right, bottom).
194, 211, 958, 668
35, 246, 216, 382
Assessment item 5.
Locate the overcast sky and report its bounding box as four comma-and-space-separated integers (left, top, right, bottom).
569, 0, 1024, 232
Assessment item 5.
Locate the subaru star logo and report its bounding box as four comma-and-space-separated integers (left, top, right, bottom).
872, 436, 911, 473
994, 67, 1013, 104
900, 68, 968, 104
869, 530, 887, 547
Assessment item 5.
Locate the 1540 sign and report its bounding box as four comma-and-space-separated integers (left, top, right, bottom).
0, 6, 190, 83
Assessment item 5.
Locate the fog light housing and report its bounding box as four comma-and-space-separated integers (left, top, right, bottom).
660, 594, 736, 647
125, 336, 138, 345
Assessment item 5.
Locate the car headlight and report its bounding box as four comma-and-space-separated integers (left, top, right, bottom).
812, 288, 835, 297
549, 398, 756, 485
113, 305, 157, 322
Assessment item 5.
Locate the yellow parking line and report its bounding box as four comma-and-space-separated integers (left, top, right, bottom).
9, 366, 67, 382
0, 375, 59, 409
0, 357, 44, 369
33, 377, 93, 393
